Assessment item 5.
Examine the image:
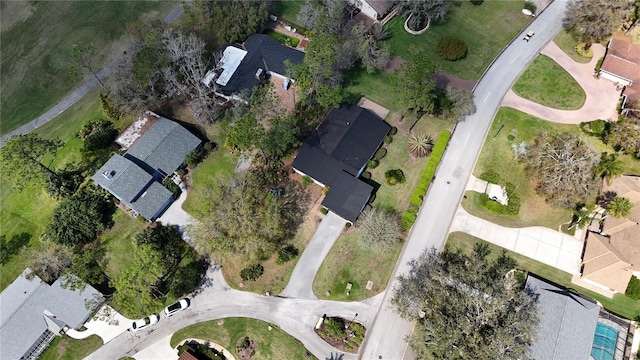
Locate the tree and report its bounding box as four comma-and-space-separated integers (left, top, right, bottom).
44, 190, 114, 247
225, 113, 264, 151
355, 208, 403, 253
593, 152, 624, 185
401, 0, 449, 30
25, 241, 73, 283
0, 134, 65, 192
184, 0, 270, 43
607, 196, 633, 218
77, 118, 118, 151
258, 116, 302, 164
563, 0, 635, 42
391, 246, 539, 359
407, 133, 434, 157
523, 132, 600, 207
569, 203, 595, 230
393, 53, 437, 119
371, 23, 390, 41
69, 43, 106, 88
297, 1, 323, 29
606, 114, 640, 158
135, 225, 186, 270
62, 246, 108, 290
446, 86, 476, 122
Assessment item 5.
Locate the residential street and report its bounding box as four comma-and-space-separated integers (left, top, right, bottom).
359, 2, 568, 359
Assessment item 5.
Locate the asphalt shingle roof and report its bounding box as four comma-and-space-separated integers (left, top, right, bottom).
322, 172, 373, 222
0, 270, 101, 360
527, 275, 599, 360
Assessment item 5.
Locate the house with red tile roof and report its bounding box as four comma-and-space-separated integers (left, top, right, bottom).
599, 39, 640, 110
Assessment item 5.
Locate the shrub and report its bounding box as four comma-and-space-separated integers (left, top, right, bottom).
470, 0, 484, 5
595, 57, 604, 72
384, 135, 392, 144
301, 175, 313, 187
77, 118, 118, 151
162, 177, 182, 199
389, 127, 398, 136
276, 245, 299, 264
99, 92, 122, 121
385, 169, 406, 185
373, 148, 387, 161
185, 149, 200, 167
367, 159, 379, 169
407, 133, 434, 157
324, 318, 346, 338
203, 142, 216, 152
437, 36, 468, 61
344, 222, 352, 229
320, 207, 329, 215
523, 1, 537, 13
402, 130, 451, 229
626, 276, 640, 300
176, 168, 186, 176
361, 171, 372, 180
575, 43, 593, 58
579, 120, 609, 137
479, 172, 501, 184
477, 183, 521, 215
240, 264, 264, 281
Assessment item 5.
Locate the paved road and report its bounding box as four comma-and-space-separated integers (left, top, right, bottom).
280, 211, 347, 299
86, 266, 383, 360
359, 2, 568, 359
0, 5, 184, 147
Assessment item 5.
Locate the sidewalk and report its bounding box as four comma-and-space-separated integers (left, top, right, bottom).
501, 41, 620, 124
450, 207, 584, 274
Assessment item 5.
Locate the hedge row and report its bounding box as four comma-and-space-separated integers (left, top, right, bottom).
402, 130, 452, 230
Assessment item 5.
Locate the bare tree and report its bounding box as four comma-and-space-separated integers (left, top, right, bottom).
523, 132, 600, 207
355, 208, 403, 253
25, 241, 73, 283
564, 0, 635, 42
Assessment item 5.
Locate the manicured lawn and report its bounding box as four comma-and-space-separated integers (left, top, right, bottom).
447, 232, 640, 319
271, 1, 307, 29
513, 55, 586, 110
553, 30, 592, 64
384, 1, 531, 81
39, 335, 103, 360
263, 28, 300, 47
0, 1, 177, 135
101, 211, 146, 279
313, 231, 402, 301
170, 318, 317, 360
343, 67, 402, 113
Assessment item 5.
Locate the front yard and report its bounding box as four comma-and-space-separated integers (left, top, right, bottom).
39, 335, 103, 360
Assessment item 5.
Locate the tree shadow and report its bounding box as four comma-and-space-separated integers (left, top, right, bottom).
597, 191, 617, 206
0, 232, 31, 265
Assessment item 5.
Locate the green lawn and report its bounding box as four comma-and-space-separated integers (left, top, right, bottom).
170, 318, 317, 360
0, 1, 177, 135
313, 231, 402, 301
271, 1, 308, 29
513, 55, 586, 110
39, 335, 103, 360
447, 232, 640, 319
343, 67, 402, 113
263, 28, 300, 47
553, 30, 592, 64
384, 1, 531, 81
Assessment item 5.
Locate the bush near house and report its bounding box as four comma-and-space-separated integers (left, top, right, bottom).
276, 245, 299, 264
579, 119, 609, 137
402, 130, 452, 229
625, 276, 640, 300
240, 264, 264, 281
437, 37, 468, 61
384, 169, 406, 185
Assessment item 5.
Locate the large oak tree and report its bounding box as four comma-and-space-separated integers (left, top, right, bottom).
563, 0, 635, 42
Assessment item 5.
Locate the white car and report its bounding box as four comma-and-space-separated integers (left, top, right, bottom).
163, 298, 190, 317
131, 314, 159, 332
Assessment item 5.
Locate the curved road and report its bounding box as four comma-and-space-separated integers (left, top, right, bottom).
360, 2, 568, 359
86, 2, 569, 359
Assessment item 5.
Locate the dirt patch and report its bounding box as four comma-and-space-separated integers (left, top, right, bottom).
0, 1, 34, 32
435, 71, 476, 92
235, 336, 257, 360
269, 76, 297, 116
384, 55, 406, 74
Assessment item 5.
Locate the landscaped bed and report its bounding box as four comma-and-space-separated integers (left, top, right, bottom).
512, 54, 586, 110
315, 316, 366, 353
553, 30, 593, 64
263, 28, 300, 47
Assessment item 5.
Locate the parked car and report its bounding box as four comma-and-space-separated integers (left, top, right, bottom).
163, 298, 190, 317
131, 314, 159, 332
523, 31, 535, 42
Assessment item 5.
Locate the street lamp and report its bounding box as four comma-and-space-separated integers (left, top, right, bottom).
346, 313, 358, 329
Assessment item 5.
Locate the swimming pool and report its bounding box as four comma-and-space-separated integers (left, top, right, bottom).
591, 323, 618, 360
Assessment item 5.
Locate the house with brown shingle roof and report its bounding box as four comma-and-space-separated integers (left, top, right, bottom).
599, 39, 640, 109
580, 175, 640, 294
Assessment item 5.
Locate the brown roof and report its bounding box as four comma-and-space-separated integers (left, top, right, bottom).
178, 350, 199, 360
582, 233, 633, 292
601, 39, 640, 104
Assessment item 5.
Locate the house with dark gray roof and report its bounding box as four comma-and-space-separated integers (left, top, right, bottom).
202, 34, 305, 101
526, 275, 600, 360
92, 112, 201, 221
0, 269, 102, 360
292, 104, 390, 222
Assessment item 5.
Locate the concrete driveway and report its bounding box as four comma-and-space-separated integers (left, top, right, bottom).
157, 176, 198, 244
451, 207, 583, 274
280, 211, 347, 299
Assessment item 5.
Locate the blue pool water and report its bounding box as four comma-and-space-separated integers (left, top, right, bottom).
591, 323, 618, 360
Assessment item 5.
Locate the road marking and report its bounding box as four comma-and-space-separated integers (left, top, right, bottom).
511, 55, 519, 64
465, 133, 471, 143
483, 92, 491, 103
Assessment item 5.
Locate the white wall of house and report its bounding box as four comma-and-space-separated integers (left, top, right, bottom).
600, 70, 633, 86
348, 0, 378, 20
292, 168, 327, 187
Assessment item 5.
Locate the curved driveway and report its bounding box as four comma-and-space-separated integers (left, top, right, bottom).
360, 2, 569, 359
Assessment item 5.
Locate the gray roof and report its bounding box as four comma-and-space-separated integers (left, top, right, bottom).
131, 181, 174, 221
125, 117, 201, 175
0, 270, 102, 360
527, 275, 599, 360
92, 154, 153, 203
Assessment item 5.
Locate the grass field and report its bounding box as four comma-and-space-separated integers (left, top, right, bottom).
553, 30, 592, 64
170, 318, 317, 360
385, 1, 530, 81
447, 232, 640, 319
39, 335, 103, 360
343, 67, 402, 113
513, 55, 586, 110
0, 1, 177, 135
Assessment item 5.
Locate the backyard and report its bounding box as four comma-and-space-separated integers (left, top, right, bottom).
0, 1, 177, 135
447, 232, 640, 319
513, 54, 586, 110
39, 335, 103, 360
170, 318, 316, 360
384, 0, 531, 81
